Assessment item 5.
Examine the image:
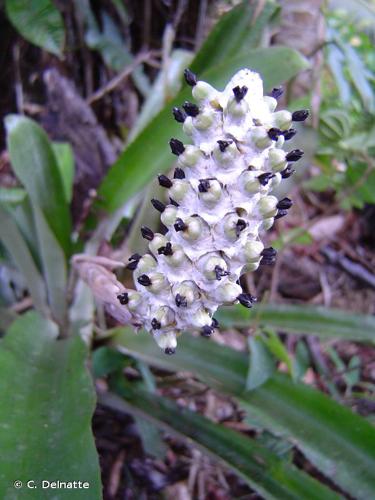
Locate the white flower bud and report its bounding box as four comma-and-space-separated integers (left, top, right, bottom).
197, 253, 228, 281
160, 206, 178, 227
262, 217, 275, 231
243, 240, 264, 262
127, 291, 142, 311
153, 305, 175, 328
153, 330, 178, 351
272, 110, 292, 130
198, 178, 222, 205
148, 272, 168, 293
163, 244, 188, 267
257, 195, 278, 218
249, 127, 272, 149
213, 141, 239, 167
169, 179, 190, 202
194, 109, 215, 130
192, 81, 218, 102
268, 148, 287, 172
178, 145, 203, 167
263, 96, 277, 112
190, 308, 212, 328
149, 233, 168, 254
136, 254, 157, 274
172, 280, 200, 307
214, 281, 242, 304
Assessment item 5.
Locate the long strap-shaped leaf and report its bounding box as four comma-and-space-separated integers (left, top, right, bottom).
103, 377, 339, 500
0, 312, 102, 499
113, 328, 375, 499
216, 304, 375, 342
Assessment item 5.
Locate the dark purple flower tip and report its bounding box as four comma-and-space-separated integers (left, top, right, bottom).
151, 199, 166, 213
258, 172, 275, 186
137, 274, 152, 287
217, 140, 232, 152
271, 87, 283, 99
164, 347, 176, 355
184, 68, 197, 86
198, 179, 210, 192
151, 318, 161, 329
158, 174, 173, 188
268, 127, 282, 141
169, 138, 185, 156
158, 242, 173, 256
235, 219, 247, 237
282, 128, 297, 141
275, 209, 289, 220
117, 292, 129, 305
277, 197, 293, 210
211, 317, 219, 329
175, 293, 188, 307
280, 165, 295, 179
174, 218, 187, 232
214, 265, 230, 281
172, 107, 186, 123
232, 85, 248, 102
292, 109, 309, 122
183, 101, 199, 117
286, 149, 304, 162
260, 247, 277, 265
237, 293, 257, 308
201, 325, 213, 337
169, 197, 179, 207
141, 226, 154, 241
174, 168, 185, 179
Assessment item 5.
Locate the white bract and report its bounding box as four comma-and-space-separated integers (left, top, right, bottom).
116, 68, 308, 354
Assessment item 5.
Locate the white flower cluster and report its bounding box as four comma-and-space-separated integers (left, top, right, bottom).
117, 68, 308, 353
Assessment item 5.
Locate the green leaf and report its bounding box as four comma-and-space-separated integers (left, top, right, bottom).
52, 142, 75, 204
5, 115, 72, 256
0, 187, 26, 206
190, 0, 279, 73
104, 378, 339, 500
261, 329, 294, 376
216, 303, 375, 342
92, 346, 126, 378
97, 47, 308, 212
112, 329, 375, 499
32, 204, 67, 327
0, 312, 102, 499
0, 206, 48, 317
246, 336, 275, 390
5, 0, 65, 57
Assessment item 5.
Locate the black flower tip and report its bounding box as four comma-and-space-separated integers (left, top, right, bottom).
151, 318, 161, 330
169, 138, 185, 156
169, 197, 179, 207
172, 107, 186, 123
258, 172, 275, 186
214, 265, 230, 281
117, 292, 129, 305
174, 168, 185, 179
237, 293, 257, 308
286, 149, 304, 162
292, 109, 309, 122
141, 226, 154, 241
174, 218, 187, 232
268, 127, 282, 141
232, 85, 248, 102
158, 242, 173, 256
277, 197, 293, 210
282, 128, 297, 141
198, 179, 210, 193
275, 209, 288, 220
158, 174, 173, 188
201, 325, 213, 337
235, 219, 247, 237
271, 87, 283, 99
211, 318, 219, 329
175, 293, 188, 307
217, 140, 232, 152
184, 68, 197, 87
260, 247, 277, 265
126, 260, 139, 271
151, 199, 166, 213
137, 274, 152, 287
183, 101, 199, 117
280, 165, 295, 179
164, 347, 176, 355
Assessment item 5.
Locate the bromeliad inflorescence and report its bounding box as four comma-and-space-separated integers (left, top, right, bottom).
76, 68, 308, 354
